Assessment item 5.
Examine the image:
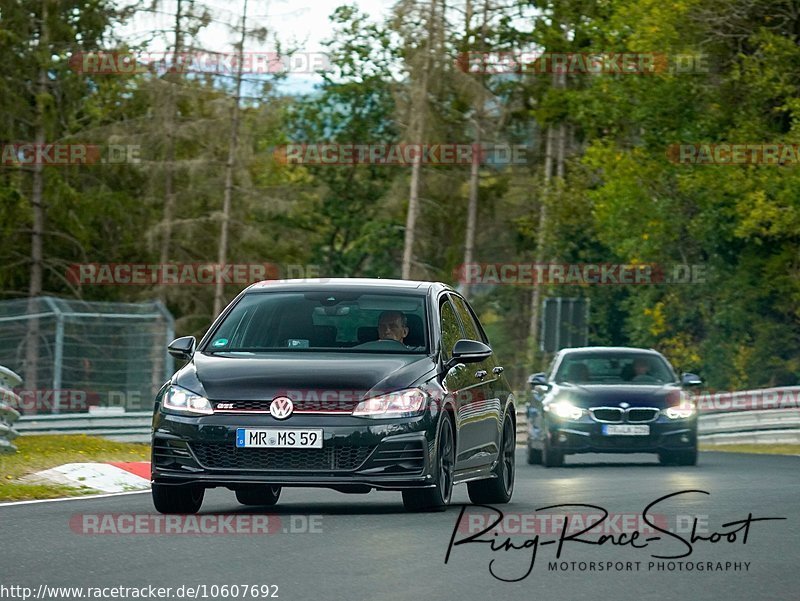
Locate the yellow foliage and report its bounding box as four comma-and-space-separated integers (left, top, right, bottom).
659, 332, 701, 368
643, 302, 666, 336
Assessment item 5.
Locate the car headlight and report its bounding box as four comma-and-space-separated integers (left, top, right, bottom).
352, 388, 427, 418
664, 404, 695, 419
162, 385, 213, 416
548, 400, 584, 420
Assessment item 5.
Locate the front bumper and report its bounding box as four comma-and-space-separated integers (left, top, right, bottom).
151, 411, 437, 490
538, 417, 697, 454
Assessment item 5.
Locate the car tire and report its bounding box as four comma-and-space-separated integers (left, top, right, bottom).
659, 448, 697, 466
542, 435, 564, 468
152, 483, 204, 514
467, 413, 515, 504
527, 446, 542, 465
402, 412, 455, 512
235, 485, 282, 506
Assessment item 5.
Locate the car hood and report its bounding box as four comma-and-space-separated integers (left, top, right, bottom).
174, 352, 437, 401
548, 383, 683, 407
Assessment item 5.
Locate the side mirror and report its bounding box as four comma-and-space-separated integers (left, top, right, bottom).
681, 372, 702, 387
445, 339, 492, 370
528, 372, 549, 389
168, 336, 196, 361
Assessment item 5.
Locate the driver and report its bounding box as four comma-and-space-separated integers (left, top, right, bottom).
632, 357, 652, 379
378, 311, 409, 343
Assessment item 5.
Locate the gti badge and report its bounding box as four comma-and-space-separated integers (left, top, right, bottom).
216, 402, 235, 410
270, 396, 294, 420
619, 402, 630, 409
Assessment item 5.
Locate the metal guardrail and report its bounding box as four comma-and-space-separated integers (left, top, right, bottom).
515, 407, 527, 446
0, 365, 22, 453
16, 411, 152, 442
695, 386, 800, 414
697, 386, 800, 444
12, 387, 800, 447
699, 409, 800, 435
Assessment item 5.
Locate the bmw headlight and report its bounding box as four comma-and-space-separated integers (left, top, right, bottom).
162, 385, 213, 416
664, 403, 695, 419
352, 388, 427, 418
547, 400, 585, 420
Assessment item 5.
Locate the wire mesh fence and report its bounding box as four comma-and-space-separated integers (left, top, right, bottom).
0, 297, 174, 415
0, 365, 22, 453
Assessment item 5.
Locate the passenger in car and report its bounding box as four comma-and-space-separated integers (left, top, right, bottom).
567, 362, 591, 382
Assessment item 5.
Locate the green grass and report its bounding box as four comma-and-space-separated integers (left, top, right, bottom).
0, 434, 150, 501
700, 443, 800, 456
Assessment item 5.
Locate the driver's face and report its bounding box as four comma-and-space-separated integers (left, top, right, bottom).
378, 314, 408, 342
634, 359, 649, 374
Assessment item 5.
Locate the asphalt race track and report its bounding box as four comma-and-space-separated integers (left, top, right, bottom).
1, 451, 798, 601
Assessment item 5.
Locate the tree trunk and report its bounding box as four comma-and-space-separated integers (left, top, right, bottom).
158, 0, 183, 297
462, 0, 489, 299
528, 68, 567, 365
24, 0, 50, 394
213, 0, 247, 316
401, 0, 438, 280
153, 0, 183, 397
462, 127, 480, 298
527, 123, 555, 358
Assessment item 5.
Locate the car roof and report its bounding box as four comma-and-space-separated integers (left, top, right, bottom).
558, 346, 663, 356
245, 277, 452, 295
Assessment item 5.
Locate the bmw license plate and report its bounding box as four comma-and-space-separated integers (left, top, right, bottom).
236, 428, 323, 448
602, 424, 650, 436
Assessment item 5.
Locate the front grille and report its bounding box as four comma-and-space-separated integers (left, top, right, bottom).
590, 407, 660, 423
213, 399, 358, 413
591, 408, 623, 422
190, 442, 374, 471
214, 400, 273, 411
627, 408, 659, 423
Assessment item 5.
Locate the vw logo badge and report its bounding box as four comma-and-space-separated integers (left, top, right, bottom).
619, 402, 630, 409
270, 396, 294, 420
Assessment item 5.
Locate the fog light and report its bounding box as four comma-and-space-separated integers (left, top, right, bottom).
558, 433, 568, 443
680, 435, 689, 443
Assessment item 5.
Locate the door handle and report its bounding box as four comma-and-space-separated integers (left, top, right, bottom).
475, 369, 487, 379
492, 366, 504, 374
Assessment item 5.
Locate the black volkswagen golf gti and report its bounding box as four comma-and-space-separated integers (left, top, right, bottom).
526, 347, 702, 467
151, 279, 516, 513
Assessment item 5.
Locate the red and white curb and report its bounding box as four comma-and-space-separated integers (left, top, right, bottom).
20, 461, 151, 493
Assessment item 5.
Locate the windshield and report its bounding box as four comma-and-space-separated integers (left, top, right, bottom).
554, 352, 677, 385
203, 291, 429, 354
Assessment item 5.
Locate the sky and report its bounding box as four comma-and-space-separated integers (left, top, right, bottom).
117, 0, 398, 94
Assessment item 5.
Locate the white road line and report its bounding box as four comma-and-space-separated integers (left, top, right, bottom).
0, 489, 150, 507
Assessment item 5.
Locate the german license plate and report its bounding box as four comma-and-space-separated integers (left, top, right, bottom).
601, 424, 650, 436
236, 428, 323, 448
